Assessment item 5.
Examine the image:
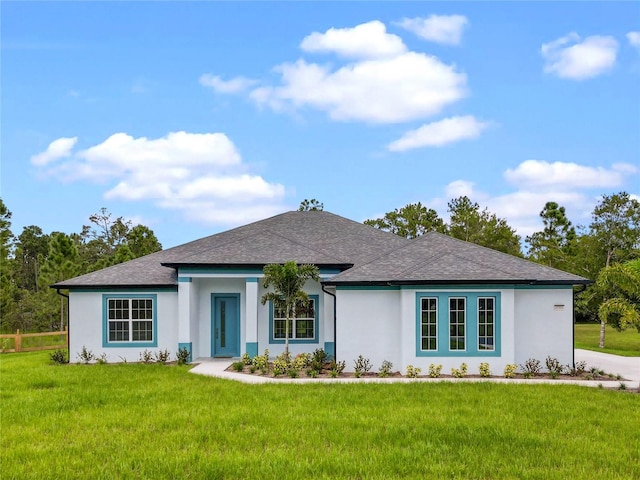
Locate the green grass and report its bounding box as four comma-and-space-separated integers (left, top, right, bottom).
1, 352, 639, 479
575, 323, 640, 357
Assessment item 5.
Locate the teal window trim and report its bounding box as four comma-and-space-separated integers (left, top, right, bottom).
269, 295, 319, 345
102, 294, 158, 348
415, 292, 501, 357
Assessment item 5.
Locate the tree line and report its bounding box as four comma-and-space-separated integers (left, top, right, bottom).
0, 202, 162, 333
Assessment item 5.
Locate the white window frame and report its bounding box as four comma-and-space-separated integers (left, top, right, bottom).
272, 297, 316, 341
448, 297, 466, 351
106, 297, 154, 344
477, 297, 495, 351
420, 297, 438, 351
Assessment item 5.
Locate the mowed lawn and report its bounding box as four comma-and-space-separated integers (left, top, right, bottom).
575, 323, 640, 357
1, 352, 639, 479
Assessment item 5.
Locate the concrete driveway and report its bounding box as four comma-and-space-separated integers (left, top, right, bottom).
575, 349, 640, 385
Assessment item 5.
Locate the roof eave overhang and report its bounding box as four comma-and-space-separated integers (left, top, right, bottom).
50, 284, 179, 291
322, 279, 593, 287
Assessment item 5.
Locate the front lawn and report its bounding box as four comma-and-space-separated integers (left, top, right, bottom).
575, 323, 640, 357
1, 351, 638, 479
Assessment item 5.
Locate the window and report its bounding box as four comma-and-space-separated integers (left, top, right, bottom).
103, 295, 156, 346
273, 297, 316, 340
420, 297, 438, 351
478, 297, 495, 351
449, 298, 466, 350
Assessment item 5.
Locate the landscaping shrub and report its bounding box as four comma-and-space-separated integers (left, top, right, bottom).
428, 363, 442, 378
479, 362, 491, 378
353, 355, 372, 378
328, 359, 345, 375
406, 365, 421, 378
155, 349, 171, 364
378, 360, 393, 378
49, 349, 68, 365
176, 348, 190, 365
241, 352, 252, 366
307, 369, 319, 378
139, 349, 153, 364
545, 356, 564, 379
521, 358, 541, 378
96, 353, 108, 365
77, 346, 95, 364
232, 361, 244, 372
503, 363, 518, 378
451, 362, 468, 378
311, 348, 328, 371
293, 353, 312, 370
288, 369, 299, 378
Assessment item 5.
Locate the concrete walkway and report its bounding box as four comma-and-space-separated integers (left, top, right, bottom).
190, 352, 639, 389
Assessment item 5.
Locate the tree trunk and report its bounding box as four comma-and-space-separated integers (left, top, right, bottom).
599, 319, 605, 348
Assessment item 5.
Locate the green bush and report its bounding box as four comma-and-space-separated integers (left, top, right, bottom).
293, 352, 312, 370
307, 369, 319, 378
139, 349, 153, 364
328, 359, 345, 375
406, 365, 421, 378
520, 358, 541, 378
176, 348, 190, 365
288, 369, 299, 378
49, 349, 68, 365
311, 348, 328, 371
378, 360, 393, 378
353, 355, 372, 378
155, 349, 170, 364
232, 361, 244, 372
96, 353, 108, 365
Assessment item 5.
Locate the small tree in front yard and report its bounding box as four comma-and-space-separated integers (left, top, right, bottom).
261, 261, 320, 356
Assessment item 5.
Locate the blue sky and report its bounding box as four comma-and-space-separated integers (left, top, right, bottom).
2, 1, 639, 248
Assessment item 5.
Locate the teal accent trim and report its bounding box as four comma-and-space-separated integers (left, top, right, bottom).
246, 277, 259, 283
336, 285, 401, 291
178, 342, 192, 362
324, 342, 335, 358
102, 294, 158, 348
178, 277, 192, 283
179, 267, 342, 275
211, 293, 241, 357
415, 292, 501, 357
402, 284, 572, 290
246, 342, 258, 357
269, 295, 320, 345
75, 287, 176, 293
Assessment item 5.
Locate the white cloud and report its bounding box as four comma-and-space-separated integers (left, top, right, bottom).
434, 160, 639, 238
445, 180, 475, 199
388, 115, 488, 151
32, 132, 288, 226
300, 20, 407, 59
541, 33, 618, 80
251, 52, 467, 124
627, 31, 640, 50
199, 74, 258, 93
396, 15, 468, 45
504, 160, 635, 189
30, 137, 78, 166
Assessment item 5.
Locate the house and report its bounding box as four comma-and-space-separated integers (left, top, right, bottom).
53, 211, 590, 371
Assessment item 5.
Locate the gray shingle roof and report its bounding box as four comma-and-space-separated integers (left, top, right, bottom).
52, 211, 408, 288
325, 231, 589, 285
53, 212, 589, 289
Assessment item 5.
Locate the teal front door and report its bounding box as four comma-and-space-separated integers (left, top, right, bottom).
212, 294, 240, 357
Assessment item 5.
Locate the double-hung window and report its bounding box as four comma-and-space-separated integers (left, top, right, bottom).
273, 297, 316, 340
420, 297, 438, 351
449, 298, 466, 351
478, 297, 495, 351
104, 295, 156, 346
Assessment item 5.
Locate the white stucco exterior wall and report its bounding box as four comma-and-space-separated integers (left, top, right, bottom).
514, 288, 574, 367
336, 289, 401, 368
68, 290, 178, 363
